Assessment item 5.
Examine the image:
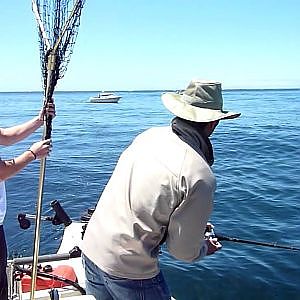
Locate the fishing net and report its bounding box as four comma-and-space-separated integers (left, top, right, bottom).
29, 1, 86, 298
33, 0, 85, 92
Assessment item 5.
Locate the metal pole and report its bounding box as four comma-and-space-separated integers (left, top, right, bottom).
29, 53, 56, 300
29, 156, 47, 300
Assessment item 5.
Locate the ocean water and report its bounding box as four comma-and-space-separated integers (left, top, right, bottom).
1, 89, 299, 300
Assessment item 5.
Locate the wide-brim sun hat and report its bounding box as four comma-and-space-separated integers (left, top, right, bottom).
161, 79, 241, 122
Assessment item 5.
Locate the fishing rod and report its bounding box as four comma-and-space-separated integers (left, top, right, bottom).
30, 1, 85, 299
215, 234, 300, 251
205, 227, 300, 251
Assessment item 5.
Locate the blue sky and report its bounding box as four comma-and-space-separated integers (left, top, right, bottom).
0, 0, 299, 92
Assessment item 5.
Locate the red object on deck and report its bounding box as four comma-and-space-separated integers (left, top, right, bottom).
21, 265, 77, 293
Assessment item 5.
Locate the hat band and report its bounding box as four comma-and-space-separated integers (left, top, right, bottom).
181, 93, 223, 110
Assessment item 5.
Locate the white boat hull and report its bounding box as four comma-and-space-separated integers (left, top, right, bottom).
8, 222, 176, 300
8, 222, 93, 300
89, 94, 121, 103
89, 97, 120, 103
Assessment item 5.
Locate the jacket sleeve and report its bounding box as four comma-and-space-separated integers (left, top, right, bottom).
165, 177, 215, 262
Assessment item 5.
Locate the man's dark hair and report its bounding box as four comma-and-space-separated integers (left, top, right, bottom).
177, 117, 208, 130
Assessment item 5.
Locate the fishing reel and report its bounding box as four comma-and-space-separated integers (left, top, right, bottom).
204, 223, 216, 240
18, 200, 72, 230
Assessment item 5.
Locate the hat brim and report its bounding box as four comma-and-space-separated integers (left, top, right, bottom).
161, 92, 241, 122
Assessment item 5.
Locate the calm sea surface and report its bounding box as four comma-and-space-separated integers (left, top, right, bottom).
1, 89, 299, 300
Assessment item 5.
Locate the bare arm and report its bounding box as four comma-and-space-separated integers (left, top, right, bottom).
0, 139, 52, 181
0, 103, 55, 146
0, 101, 56, 180
0, 117, 43, 146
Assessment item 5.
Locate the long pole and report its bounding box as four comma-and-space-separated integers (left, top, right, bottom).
30, 53, 57, 300
29, 0, 84, 296
216, 234, 300, 251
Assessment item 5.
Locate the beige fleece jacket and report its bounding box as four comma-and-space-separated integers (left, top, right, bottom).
82, 126, 216, 279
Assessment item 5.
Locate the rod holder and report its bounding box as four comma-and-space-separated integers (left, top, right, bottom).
51, 200, 72, 227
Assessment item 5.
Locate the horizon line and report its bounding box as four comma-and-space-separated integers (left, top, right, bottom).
1, 87, 300, 93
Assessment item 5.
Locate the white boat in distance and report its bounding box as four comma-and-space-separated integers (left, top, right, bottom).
89, 92, 122, 103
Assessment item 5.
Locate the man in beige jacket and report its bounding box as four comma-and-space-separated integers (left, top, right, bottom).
82, 80, 241, 300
